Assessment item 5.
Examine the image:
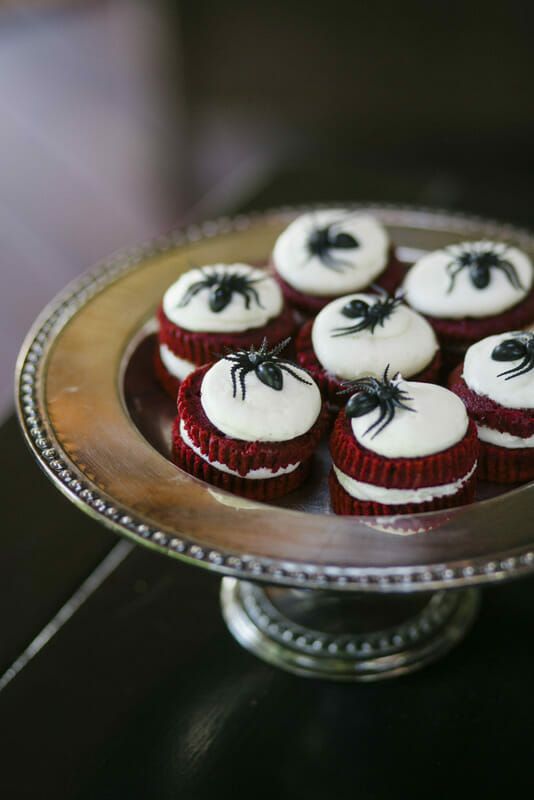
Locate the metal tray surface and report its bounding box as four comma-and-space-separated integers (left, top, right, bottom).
15, 205, 534, 592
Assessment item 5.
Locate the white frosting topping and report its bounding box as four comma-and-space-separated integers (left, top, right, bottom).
311, 293, 438, 380
159, 345, 196, 381
477, 424, 534, 449
333, 462, 477, 505
403, 241, 532, 318
162, 264, 283, 332
272, 210, 390, 297
180, 420, 300, 478
463, 332, 534, 409
200, 357, 322, 442
350, 380, 469, 458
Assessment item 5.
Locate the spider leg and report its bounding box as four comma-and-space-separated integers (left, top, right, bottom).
369, 282, 387, 297
498, 354, 532, 380
246, 285, 265, 309
321, 251, 352, 272
328, 210, 357, 229
445, 261, 463, 293
238, 367, 249, 400
494, 260, 524, 291
395, 398, 416, 413
269, 338, 291, 357
230, 363, 241, 398
339, 377, 379, 394
364, 403, 388, 438
331, 320, 370, 337
175, 281, 206, 307
279, 364, 312, 385
373, 404, 396, 438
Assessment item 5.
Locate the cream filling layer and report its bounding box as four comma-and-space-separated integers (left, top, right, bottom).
333, 462, 477, 505
160, 344, 196, 381
477, 424, 534, 449
180, 420, 300, 480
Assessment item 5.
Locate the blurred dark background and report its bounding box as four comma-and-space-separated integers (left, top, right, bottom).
2, 2, 534, 798
2, 0, 534, 418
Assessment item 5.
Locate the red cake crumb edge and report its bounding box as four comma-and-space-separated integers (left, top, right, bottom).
172, 422, 313, 499
423, 288, 534, 346
329, 410, 479, 489
157, 304, 298, 364
176, 364, 329, 477
448, 364, 534, 438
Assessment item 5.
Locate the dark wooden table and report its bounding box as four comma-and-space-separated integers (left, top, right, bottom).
2, 170, 534, 799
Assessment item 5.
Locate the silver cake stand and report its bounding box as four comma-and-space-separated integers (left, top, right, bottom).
16, 205, 534, 682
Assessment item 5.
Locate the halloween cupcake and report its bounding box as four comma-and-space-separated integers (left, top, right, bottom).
296, 288, 441, 407
174, 339, 329, 500
449, 331, 534, 483
156, 263, 297, 397
271, 209, 405, 315
403, 240, 534, 366
329, 368, 479, 516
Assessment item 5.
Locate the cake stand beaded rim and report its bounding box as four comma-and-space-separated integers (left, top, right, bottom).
14, 203, 534, 593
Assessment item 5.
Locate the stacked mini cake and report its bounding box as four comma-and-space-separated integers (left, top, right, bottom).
449, 331, 534, 483
296, 287, 440, 406
161, 212, 534, 509
329, 368, 479, 515
403, 241, 534, 366
156, 263, 297, 397
271, 209, 404, 315
174, 339, 329, 499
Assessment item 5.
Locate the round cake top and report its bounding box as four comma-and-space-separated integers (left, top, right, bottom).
311, 290, 438, 380
403, 241, 533, 319
272, 209, 390, 297
463, 331, 534, 410
345, 370, 468, 458
162, 264, 283, 333
200, 340, 322, 442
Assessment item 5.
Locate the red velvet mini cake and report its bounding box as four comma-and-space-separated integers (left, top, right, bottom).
156, 263, 297, 398
296, 288, 441, 407
449, 331, 534, 483
329, 368, 479, 516
271, 209, 405, 315
174, 339, 329, 500
403, 241, 534, 368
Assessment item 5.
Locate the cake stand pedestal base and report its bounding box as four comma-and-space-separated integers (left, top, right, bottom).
221, 579, 480, 682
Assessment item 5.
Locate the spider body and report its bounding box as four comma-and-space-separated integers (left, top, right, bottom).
340, 366, 415, 438
306, 215, 360, 272
491, 332, 534, 380
223, 338, 311, 400
177, 269, 265, 313
444, 243, 524, 294
331, 289, 404, 337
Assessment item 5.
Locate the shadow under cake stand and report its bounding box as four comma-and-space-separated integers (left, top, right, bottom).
16, 206, 534, 681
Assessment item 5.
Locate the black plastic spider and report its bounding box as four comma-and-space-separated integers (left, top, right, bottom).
444, 242, 524, 293
492, 332, 534, 380
223, 338, 312, 400
306, 212, 360, 272
177, 269, 265, 313
331, 288, 404, 338
338, 365, 415, 438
